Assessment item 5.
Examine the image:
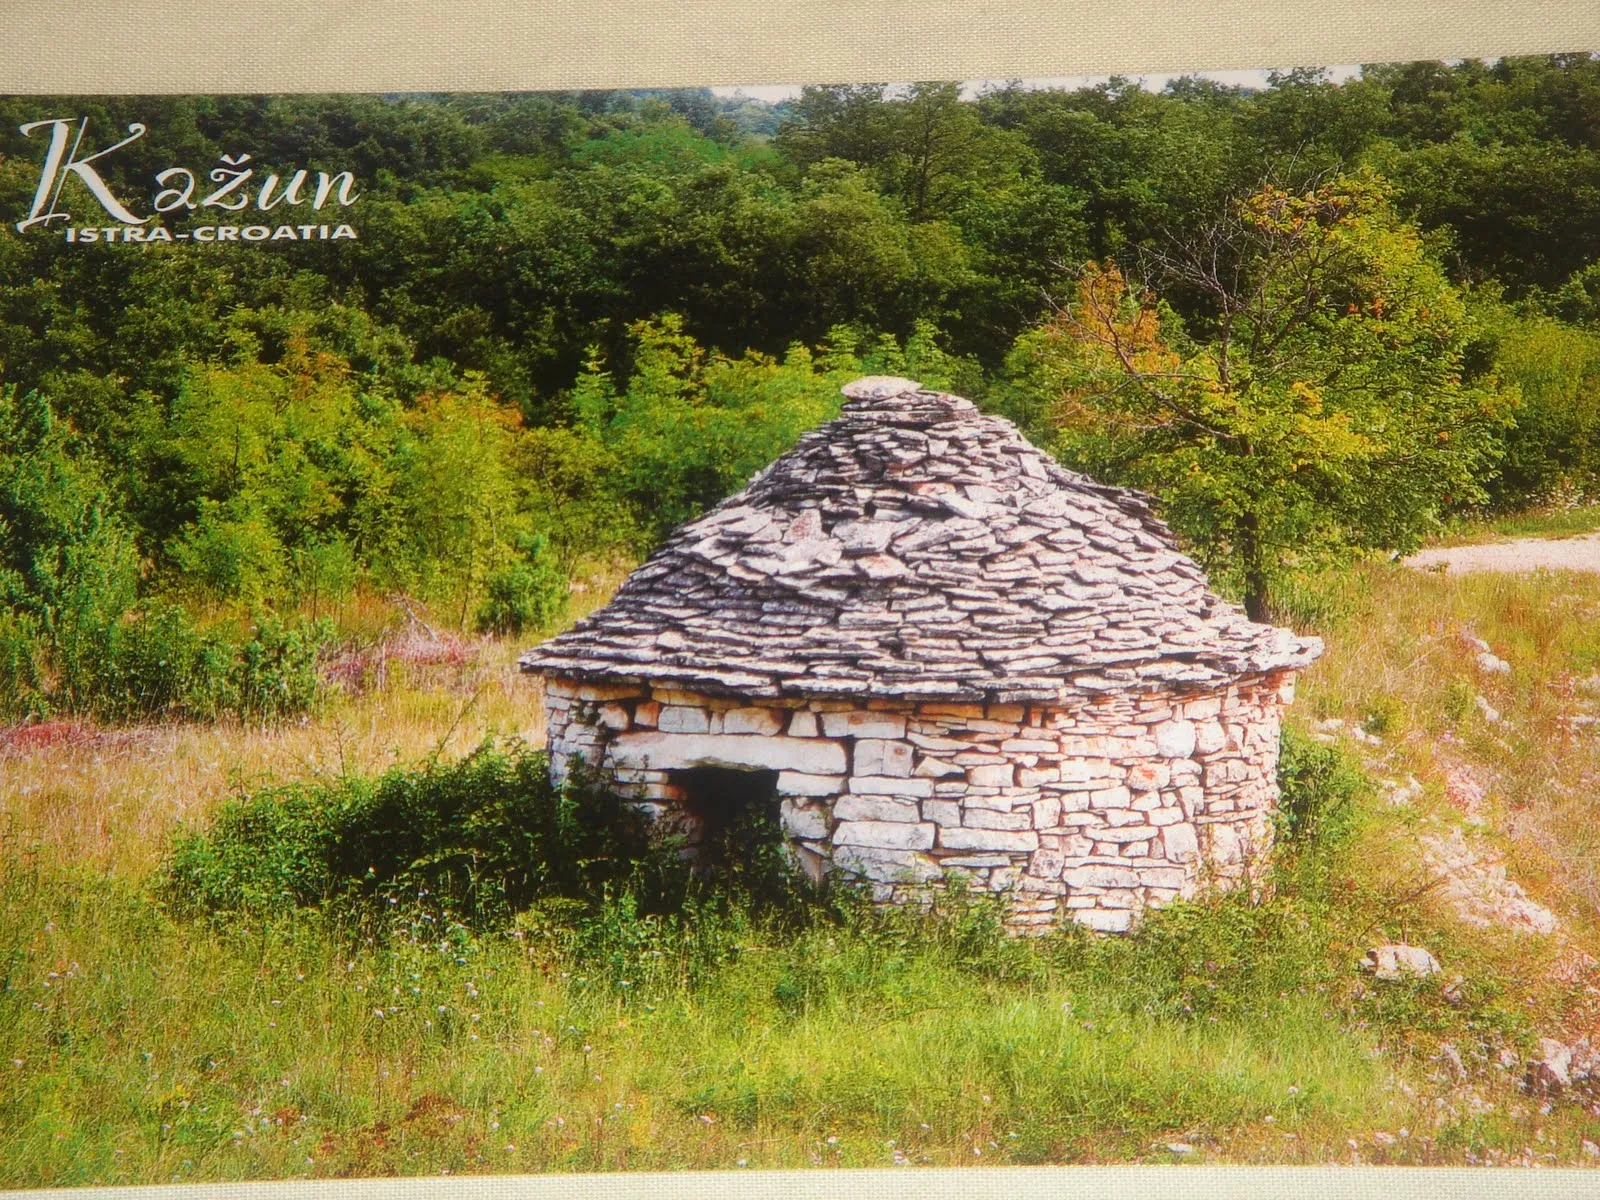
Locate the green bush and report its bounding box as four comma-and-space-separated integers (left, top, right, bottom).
0, 609, 44, 719
231, 614, 332, 719
164, 741, 664, 928
85, 602, 232, 722
1484, 312, 1600, 505
475, 534, 569, 635
83, 606, 331, 723
1272, 721, 1368, 850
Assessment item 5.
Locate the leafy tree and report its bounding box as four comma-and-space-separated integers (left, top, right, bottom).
1010, 174, 1509, 618
1480, 309, 1600, 503
0, 388, 139, 712
477, 534, 569, 635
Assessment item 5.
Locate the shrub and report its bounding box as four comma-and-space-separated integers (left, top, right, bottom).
0, 609, 45, 719
164, 741, 663, 928
1487, 314, 1600, 505
289, 535, 358, 614
83, 605, 331, 723
0, 387, 140, 711
475, 534, 569, 635
166, 498, 288, 605
86, 602, 232, 722
231, 614, 332, 720
1272, 721, 1368, 851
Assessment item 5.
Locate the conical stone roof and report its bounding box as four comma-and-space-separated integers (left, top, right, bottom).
521, 377, 1322, 703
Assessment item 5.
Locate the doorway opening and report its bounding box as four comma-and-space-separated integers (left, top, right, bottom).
669, 766, 782, 870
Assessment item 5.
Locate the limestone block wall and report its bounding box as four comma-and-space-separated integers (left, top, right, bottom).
540, 671, 1296, 933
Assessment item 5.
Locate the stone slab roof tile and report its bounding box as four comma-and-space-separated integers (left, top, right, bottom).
522, 377, 1322, 700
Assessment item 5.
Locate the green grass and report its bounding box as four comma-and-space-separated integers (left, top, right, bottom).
6, 565, 1600, 1184
0, 861, 1397, 1184
1436, 504, 1600, 546
0, 727, 1586, 1186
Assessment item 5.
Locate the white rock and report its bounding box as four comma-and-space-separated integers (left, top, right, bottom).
821, 710, 908, 739
1205, 821, 1243, 863
1365, 943, 1441, 981
776, 771, 845, 797
1073, 908, 1134, 933
854, 738, 914, 777
833, 820, 935, 850
848, 774, 932, 797
1153, 720, 1197, 758
967, 764, 1014, 787
1475, 650, 1511, 676
657, 705, 710, 734
841, 375, 922, 401
937, 826, 1039, 852
722, 707, 785, 736
1065, 864, 1141, 888
611, 731, 846, 775
787, 711, 819, 737
832, 844, 942, 883
779, 800, 829, 840
834, 795, 921, 823
1383, 775, 1423, 807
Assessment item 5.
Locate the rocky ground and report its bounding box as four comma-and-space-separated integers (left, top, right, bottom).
1322, 536, 1600, 1114
1406, 532, 1600, 575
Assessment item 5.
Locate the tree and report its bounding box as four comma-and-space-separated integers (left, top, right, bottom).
0, 388, 139, 710
1010, 173, 1510, 619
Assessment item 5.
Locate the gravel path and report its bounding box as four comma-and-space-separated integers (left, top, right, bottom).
1406, 532, 1600, 574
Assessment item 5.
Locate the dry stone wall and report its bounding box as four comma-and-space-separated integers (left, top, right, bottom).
542, 669, 1296, 933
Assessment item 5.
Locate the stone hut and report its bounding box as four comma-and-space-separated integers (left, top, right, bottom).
520, 377, 1322, 932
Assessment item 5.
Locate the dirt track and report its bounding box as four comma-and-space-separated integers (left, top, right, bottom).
1406, 532, 1600, 574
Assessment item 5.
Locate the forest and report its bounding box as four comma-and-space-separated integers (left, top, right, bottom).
4, 57, 1600, 716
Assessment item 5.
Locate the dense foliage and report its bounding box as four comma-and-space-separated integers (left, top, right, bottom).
164, 739, 824, 940
6, 60, 1600, 716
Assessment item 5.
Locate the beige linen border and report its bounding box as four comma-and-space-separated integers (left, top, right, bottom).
0, 0, 1598, 93
3, 5, 1600, 1200
4, 1168, 1600, 1200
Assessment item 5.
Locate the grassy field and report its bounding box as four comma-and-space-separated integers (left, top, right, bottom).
1436, 504, 1600, 545
3, 555, 1600, 1185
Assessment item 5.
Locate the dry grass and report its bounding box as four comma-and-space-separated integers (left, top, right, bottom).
0, 636, 546, 882
1294, 562, 1600, 944
0, 561, 634, 882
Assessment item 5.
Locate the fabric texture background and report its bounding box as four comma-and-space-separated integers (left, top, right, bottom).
0, 0, 1597, 93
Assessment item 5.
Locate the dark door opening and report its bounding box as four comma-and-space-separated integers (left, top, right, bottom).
669, 766, 781, 869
